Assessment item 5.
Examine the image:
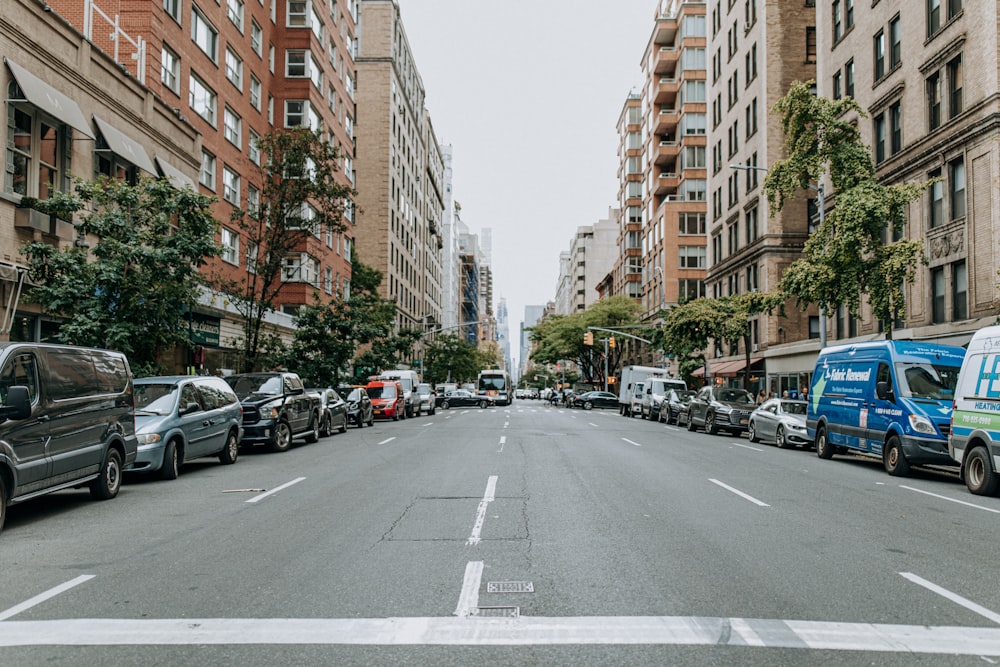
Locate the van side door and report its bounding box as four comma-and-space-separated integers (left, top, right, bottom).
865, 361, 897, 455
0, 351, 49, 496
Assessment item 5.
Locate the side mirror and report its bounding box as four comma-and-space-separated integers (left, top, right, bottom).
179, 401, 201, 415
1, 385, 31, 421
288, 386, 304, 396
876, 381, 894, 401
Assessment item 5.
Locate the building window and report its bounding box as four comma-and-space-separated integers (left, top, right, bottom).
889, 101, 902, 155
160, 45, 180, 95
248, 130, 261, 165
221, 227, 239, 265
927, 0, 941, 35
845, 0, 854, 28
679, 212, 707, 235
679, 246, 706, 269
251, 19, 263, 56
223, 107, 241, 146
747, 263, 758, 291
931, 266, 945, 323
874, 113, 886, 163
191, 7, 219, 62
164, 0, 181, 22
927, 71, 941, 131
845, 59, 855, 97
873, 29, 885, 80
928, 168, 943, 228
952, 260, 967, 320
949, 156, 965, 220
806, 27, 817, 63
745, 205, 759, 242
199, 149, 216, 189
287, 0, 308, 26
727, 221, 739, 254
833, 0, 842, 42
678, 279, 705, 302
286, 49, 307, 77
226, 0, 244, 32
832, 71, 842, 100
225, 47, 243, 90
283, 253, 320, 287
247, 184, 260, 218
948, 54, 963, 118
889, 15, 901, 69
7, 105, 67, 199
223, 166, 239, 205
325, 266, 333, 294
250, 75, 262, 110
189, 74, 217, 125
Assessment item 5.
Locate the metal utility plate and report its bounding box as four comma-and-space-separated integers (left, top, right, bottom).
487, 581, 534, 594
476, 606, 520, 618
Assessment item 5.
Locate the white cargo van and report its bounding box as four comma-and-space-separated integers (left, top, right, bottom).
950, 326, 1000, 495
379, 369, 420, 418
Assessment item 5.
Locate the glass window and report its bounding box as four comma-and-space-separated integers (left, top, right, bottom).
189, 74, 217, 125
286, 49, 307, 76
953, 260, 967, 321
806, 26, 816, 63
949, 157, 965, 220
845, 0, 854, 28
679, 246, 706, 269
199, 149, 216, 189
927, 0, 941, 36
873, 30, 885, 80
221, 227, 239, 264
247, 184, 260, 218
927, 71, 941, 130
248, 130, 261, 165
251, 19, 263, 56
931, 266, 945, 323
161, 45, 180, 94
223, 165, 240, 205
832, 0, 842, 41
889, 101, 902, 155
287, 0, 307, 26
223, 107, 241, 146
7, 107, 65, 200
845, 59, 855, 97
948, 55, 963, 118
191, 7, 219, 62
928, 168, 943, 228
164, 0, 181, 22
250, 75, 262, 110
874, 113, 886, 163
0, 353, 39, 404
889, 15, 901, 69
227, 0, 244, 32
225, 47, 243, 90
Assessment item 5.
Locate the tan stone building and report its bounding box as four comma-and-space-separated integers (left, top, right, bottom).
354, 0, 444, 331
818, 0, 1000, 346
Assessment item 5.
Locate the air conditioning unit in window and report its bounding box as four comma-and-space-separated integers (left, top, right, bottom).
752, 344, 759, 352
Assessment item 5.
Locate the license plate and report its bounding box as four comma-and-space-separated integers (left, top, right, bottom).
740, 418, 749, 424
373, 409, 382, 415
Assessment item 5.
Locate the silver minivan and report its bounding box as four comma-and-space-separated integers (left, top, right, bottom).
641, 377, 689, 420
131, 375, 243, 480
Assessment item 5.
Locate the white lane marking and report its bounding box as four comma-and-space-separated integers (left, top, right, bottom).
709, 479, 770, 507
901, 572, 1000, 625
732, 442, 763, 452
621, 438, 642, 447
588, 423, 599, 428
730, 617, 766, 646
378, 437, 396, 445
0, 575, 95, 622
466, 475, 498, 546
245, 477, 306, 504
422, 422, 433, 427
497, 436, 506, 453
900, 485, 1000, 515
664, 426, 680, 431
453, 561, 484, 617
5, 616, 1000, 653
504, 421, 509, 429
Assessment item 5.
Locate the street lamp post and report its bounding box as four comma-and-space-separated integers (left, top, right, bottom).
729, 164, 827, 349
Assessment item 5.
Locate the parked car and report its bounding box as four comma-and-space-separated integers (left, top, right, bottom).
416, 383, 436, 415
660, 389, 696, 424
686, 386, 756, 435
570, 391, 619, 410
378, 370, 420, 418
0, 344, 138, 534
307, 388, 349, 437
343, 386, 374, 427
367, 379, 406, 420
225, 372, 321, 452
641, 377, 689, 420
748, 399, 809, 448
132, 375, 243, 479
436, 389, 493, 409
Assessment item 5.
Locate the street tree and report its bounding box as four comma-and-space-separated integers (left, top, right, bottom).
215, 127, 354, 371
421, 333, 487, 386
21, 177, 219, 376
659, 292, 783, 390
765, 81, 931, 337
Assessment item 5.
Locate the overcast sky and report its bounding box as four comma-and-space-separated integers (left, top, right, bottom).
397, 0, 655, 366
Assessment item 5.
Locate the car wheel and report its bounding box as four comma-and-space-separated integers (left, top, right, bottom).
883, 435, 910, 477
367, 412, 374, 427
442, 401, 450, 410
219, 430, 239, 465
392, 409, 400, 421
90, 448, 122, 500
338, 415, 348, 434
304, 415, 320, 443
747, 421, 758, 443
965, 446, 1000, 496
0, 474, 6, 534
706, 412, 719, 435
320, 412, 332, 437
270, 421, 293, 452
160, 440, 181, 480
815, 426, 833, 459
775, 425, 790, 449
479, 400, 488, 408
686, 413, 696, 431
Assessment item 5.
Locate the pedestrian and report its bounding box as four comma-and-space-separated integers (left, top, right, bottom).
800, 385, 809, 402
782, 390, 790, 399
756, 388, 767, 405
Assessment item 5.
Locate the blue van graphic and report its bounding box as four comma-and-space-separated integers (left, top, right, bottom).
807, 340, 964, 476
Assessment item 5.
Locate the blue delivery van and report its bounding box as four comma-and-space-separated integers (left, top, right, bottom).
807, 340, 964, 476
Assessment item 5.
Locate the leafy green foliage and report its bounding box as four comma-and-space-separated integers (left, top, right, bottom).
421, 333, 490, 385
214, 127, 355, 371
765, 81, 931, 335
22, 177, 219, 376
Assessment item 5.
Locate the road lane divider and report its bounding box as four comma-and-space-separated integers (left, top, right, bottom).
377, 437, 396, 445
901, 572, 1000, 625
245, 477, 306, 504
899, 485, 1000, 515
497, 437, 506, 453
621, 438, 642, 447
453, 561, 484, 617
0, 575, 95, 621
588, 423, 599, 428
709, 479, 770, 507
732, 442, 763, 452
466, 476, 498, 546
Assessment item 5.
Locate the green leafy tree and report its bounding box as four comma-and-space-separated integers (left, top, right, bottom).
22, 177, 219, 376
659, 292, 783, 390
215, 127, 355, 371
422, 333, 483, 385
765, 81, 931, 337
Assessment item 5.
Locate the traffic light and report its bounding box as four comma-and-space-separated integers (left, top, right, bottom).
584, 331, 594, 346
609, 336, 616, 349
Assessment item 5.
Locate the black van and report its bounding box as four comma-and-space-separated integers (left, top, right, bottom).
0, 343, 138, 533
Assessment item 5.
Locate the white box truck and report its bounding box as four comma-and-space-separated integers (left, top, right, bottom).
618, 365, 677, 416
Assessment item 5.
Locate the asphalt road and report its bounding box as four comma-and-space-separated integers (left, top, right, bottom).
2, 402, 1000, 666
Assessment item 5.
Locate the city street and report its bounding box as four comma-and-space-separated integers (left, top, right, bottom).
1, 404, 999, 665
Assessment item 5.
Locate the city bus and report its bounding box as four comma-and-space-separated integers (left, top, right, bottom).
477, 369, 512, 406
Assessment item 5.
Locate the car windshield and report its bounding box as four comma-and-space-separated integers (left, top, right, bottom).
226, 375, 282, 399
718, 389, 754, 404
781, 400, 807, 415
367, 385, 395, 399
134, 383, 178, 415
347, 388, 364, 402
896, 362, 960, 400
417, 384, 431, 394
676, 390, 695, 401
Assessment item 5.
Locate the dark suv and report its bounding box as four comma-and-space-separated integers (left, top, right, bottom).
686, 386, 756, 436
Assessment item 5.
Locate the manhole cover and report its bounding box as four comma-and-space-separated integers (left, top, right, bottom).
487, 581, 534, 593
476, 606, 519, 618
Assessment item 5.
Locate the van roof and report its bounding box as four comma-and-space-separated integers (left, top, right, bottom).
817, 340, 965, 364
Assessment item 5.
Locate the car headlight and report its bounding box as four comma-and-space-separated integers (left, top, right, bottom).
715, 405, 732, 413
138, 433, 162, 445
908, 414, 937, 435
787, 422, 807, 431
